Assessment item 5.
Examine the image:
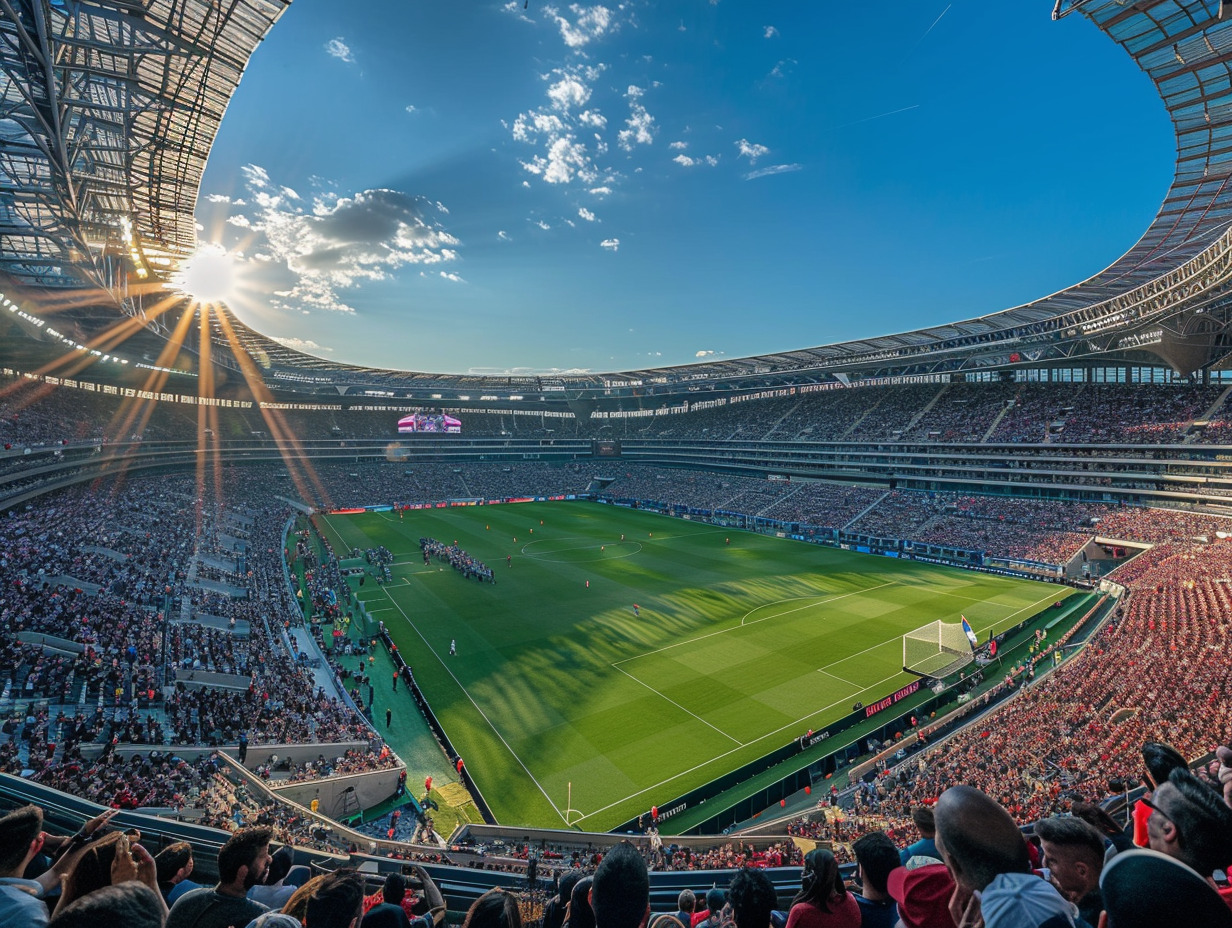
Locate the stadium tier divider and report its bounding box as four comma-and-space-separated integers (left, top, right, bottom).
0, 770, 815, 915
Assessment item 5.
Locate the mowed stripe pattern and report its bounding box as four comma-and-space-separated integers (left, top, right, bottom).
317, 501, 1069, 829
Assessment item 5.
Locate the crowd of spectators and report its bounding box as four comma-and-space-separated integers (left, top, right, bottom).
5, 377, 1232, 927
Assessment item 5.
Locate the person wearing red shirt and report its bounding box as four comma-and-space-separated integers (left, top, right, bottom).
784, 849, 860, 928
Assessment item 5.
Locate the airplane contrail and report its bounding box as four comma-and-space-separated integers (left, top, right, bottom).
919, 4, 952, 43
832, 104, 920, 131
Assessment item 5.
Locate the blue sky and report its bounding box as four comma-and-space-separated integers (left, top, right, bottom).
195, 1, 1173, 375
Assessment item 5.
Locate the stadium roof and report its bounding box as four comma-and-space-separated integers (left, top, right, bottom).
3, 0, 1232, 398
0, 0, 288, 290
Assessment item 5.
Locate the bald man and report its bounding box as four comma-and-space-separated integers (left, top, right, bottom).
933, 785, 1079, 928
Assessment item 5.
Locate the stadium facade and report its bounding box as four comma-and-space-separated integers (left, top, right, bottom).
1, 1, 1232, 407
1, 0, 1231, 890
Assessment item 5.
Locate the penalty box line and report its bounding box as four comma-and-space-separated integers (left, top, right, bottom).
613, 579, 899, 667
610, 664, 745, 747
573, 665, 909, 827
375, 585, 572, 828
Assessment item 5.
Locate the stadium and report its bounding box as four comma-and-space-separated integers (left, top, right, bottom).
1, 1, 1231, 926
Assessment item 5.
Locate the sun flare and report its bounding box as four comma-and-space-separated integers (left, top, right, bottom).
172, 244, 239, 305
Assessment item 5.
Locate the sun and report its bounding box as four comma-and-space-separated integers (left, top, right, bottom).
172, 244, 239, 305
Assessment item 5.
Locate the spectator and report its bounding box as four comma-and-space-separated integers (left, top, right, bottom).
166, 826, 273, 928
47, 881, 166, 928
0, 804, 51, 927
933, 785, 1078, 928
849, 833, 900, 928
1032, 816, 1106, 926
1144, 767, 1232, 881
461, 888, 522, 928
692, 888, 726, 928
729, 869, 778, 928
543, 870, 583, 928
590, 843, 649, 928
155, 842, 203, 905
305, 870, 365, 928
885, 863, 956, 928
362, 867, 443, 928
1067, 804, 1134, 860
565, 876, 595, 928
785, 848, 860, 928
1132, 742, 1189, 847
900, 808, 940, 866
249, 845, 298, 910
1098, 848, 1232, 928
652, 889, 695, 928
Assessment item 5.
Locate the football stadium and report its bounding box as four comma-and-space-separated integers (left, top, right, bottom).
1, 2, 1231, 927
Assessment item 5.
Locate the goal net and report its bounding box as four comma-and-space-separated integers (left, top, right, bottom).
903, 620, 974, 679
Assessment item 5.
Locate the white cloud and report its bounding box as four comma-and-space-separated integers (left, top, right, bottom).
536, 219, 551, 230
589, 186, 612, 196
522, 135, 597, 184
270, 337, 333, 354
498, 230, 511, 241
673, 153, 719, 168
547, 75, 591, 111
405, 104, 418, 114
206, 194, 232, 204
735, 138, 770, 163
744, 163, 802, 180
512, 64, 607, 188
547, 4, 614, 48
669, 140, 688, 150
764, 25, 779, 38
439, 270, 466, 283
501, 0, 534, 23
618, 85, 655, 151
220, 164, 460, 315
600, 238, 620, 251
695, 349, 719, 357
578, 207, 597, 222
325, 37, 354, 63
768, 58, 796, 79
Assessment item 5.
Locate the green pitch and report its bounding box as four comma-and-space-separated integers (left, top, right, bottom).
316, 501, 1072, 830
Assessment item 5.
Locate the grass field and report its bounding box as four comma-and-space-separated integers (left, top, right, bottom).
315, 501, 1073, 830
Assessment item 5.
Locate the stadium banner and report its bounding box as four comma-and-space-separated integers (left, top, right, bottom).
369, 505, 393, 512
864, 680, 920, 718
328, 508, 367, 515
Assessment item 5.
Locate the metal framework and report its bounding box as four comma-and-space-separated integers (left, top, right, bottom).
0, 0, 287, 297
3, 1, 1232, 399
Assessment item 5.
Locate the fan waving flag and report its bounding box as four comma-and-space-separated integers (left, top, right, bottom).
960, 615, 979, 648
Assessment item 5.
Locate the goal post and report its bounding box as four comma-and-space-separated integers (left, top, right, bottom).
903, 619, 975, 679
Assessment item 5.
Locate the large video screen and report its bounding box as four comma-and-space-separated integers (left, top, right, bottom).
397, 412, 461, 434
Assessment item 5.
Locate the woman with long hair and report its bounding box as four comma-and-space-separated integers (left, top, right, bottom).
785, 848, 860, 928
462, 887, 524, 928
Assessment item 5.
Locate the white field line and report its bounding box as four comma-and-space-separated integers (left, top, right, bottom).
611, 664, 745, 746
579, 590, 1069, 823
818, 669, 860, 687
612, 581, 899, 668
377, 586, 571, 827
573, 666, 906, 825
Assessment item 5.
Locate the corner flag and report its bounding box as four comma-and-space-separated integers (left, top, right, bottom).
960, 615, 979, 648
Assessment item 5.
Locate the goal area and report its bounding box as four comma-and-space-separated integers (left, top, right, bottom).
903, 619, 974, 679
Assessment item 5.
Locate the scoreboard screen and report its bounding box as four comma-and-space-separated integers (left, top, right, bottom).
592, 440, 622, 457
